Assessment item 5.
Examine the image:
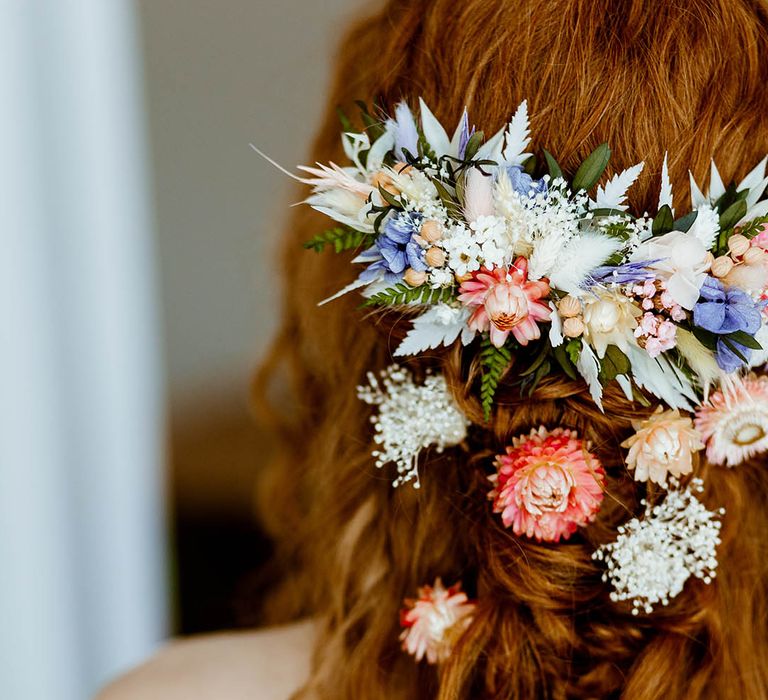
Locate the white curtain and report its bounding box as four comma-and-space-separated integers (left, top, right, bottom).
0, 2, 169, 698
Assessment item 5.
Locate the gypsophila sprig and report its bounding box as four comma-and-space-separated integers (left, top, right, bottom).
357, 365, 469, 488
593, 477, 723, 615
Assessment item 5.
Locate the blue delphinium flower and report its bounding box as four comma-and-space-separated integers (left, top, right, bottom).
506, 165, 547, 197
359, 211, 425, 284
693, 276, 763, 371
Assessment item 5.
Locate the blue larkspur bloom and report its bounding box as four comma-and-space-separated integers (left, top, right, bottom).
693, 276, 763, 371
358, 211, 425, 284
506, 165, 547, 197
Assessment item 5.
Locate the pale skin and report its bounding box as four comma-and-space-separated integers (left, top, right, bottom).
95, 619, 316, 700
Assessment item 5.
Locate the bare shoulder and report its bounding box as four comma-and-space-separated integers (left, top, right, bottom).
96, 619, 317, 700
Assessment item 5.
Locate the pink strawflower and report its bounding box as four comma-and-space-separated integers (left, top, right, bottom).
621, 407, 703, 485
489, 427, 605, 542
458, 258, 550, 348
695, 374, 768, 466
399, 578, 475, 664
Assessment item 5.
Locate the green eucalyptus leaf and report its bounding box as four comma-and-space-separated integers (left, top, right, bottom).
463, 131, 485, 162
552, 343, 579, 380
378, 185, 403, 210
590, 207, 628, 217
520, 340, 550, 377
542, 149, 563, 180
652, 205, 675, 236
673, 210, 699, 232
572, 143, 611, 192
727, 329, 763, 351
527, 359, 551, 396
431, 178, 462, 217
522, 154, 537, 176
336, 106, 354, 133
692, 327, 718, 351
566, 338, 582, 365
598, 345, 630, 382
719, 200, 748, 230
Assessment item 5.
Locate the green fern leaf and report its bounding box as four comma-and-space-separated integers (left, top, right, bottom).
303, 226, 375, 253
363, 283, 456, 308
479, 335, 512, 421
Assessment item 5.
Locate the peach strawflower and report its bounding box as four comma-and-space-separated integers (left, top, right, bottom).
622, 407, 704, 486
457, 257, 551, 348
489, 427, 605, 542
399, 578, 475, 664
695, 374, 768, 466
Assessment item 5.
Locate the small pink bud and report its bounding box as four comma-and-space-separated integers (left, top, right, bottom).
556, 295, 581, 318
727, 234, 750, 257
562, 317, 585, 338
425, 247, 446, 268
403, 268, 427, 287
743, 247, 765, 266
420, 220, 443, 243
711, 255, 734, 278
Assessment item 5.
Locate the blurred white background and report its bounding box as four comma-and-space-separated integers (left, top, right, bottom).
1, 1, 366, 699
139, 0, 367, 407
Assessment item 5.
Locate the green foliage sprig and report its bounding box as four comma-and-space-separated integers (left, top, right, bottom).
304, 227, 376, 254
363, 283, 456, 307
479, 336, 512, 421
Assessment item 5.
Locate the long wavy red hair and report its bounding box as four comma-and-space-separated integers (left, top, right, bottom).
254, 1, 768, 697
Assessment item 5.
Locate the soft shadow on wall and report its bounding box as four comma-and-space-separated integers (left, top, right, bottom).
137, 0, 370, 633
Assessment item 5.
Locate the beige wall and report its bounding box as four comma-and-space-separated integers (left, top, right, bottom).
137, 0, 371, 406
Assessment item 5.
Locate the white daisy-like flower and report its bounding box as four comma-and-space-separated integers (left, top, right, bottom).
400, 578, 475, 664
440, 222, 483, 278
356, 365, 469, 488
593, 477, 723, 615
428, 267, 454, 288
694, 374, 768, 467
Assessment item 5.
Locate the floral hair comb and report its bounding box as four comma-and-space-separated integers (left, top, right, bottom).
273, 99, 768, 420
260, 98, 768, 655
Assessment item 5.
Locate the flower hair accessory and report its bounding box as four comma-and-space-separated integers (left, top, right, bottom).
622, 408, 704, 486
593, 478, 723, 615
490, 427, 605, 542
695, 373, 768, 466
356, 365, 469, 488
400, 578, 475, 664
286, 99, 768, 421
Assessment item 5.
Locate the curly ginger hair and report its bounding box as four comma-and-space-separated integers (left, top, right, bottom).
254, 1, 768, 697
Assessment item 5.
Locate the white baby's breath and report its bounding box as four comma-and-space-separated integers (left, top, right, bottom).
593, 477, 723, 615
357, 366, 469, 488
